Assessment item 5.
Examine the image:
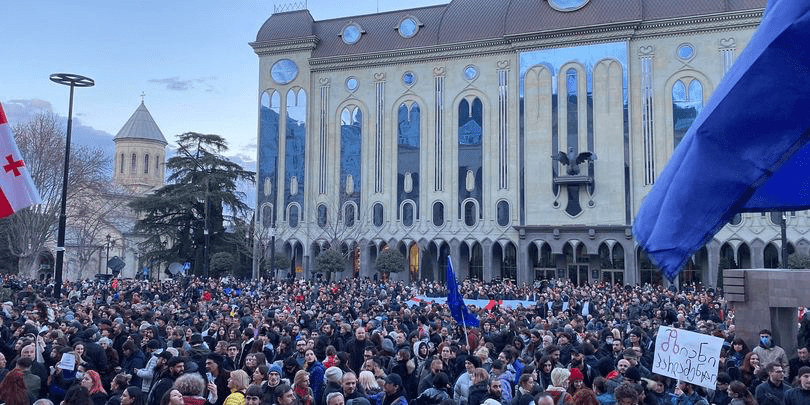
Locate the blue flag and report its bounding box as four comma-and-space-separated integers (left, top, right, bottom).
634, 0, 810, 281
446, 257, 480, 327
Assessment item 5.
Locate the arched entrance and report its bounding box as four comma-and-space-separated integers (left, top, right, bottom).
529, 241, 555, 281
563, 241, 588, 286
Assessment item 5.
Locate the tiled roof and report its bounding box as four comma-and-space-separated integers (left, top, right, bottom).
255, 9, 315, 42
505, 0, 642, 37
310, 5, 446, 58
114, 102, 167, 144
253, 0, 766, 58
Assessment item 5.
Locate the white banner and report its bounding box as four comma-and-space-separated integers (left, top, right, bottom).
652, 326, 724, 390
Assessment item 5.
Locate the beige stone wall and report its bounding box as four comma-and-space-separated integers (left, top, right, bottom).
113, 138, 166, 193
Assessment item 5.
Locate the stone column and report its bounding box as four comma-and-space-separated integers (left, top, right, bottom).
482, 239, 494, 281
517, 236, 531, 285
705, 240, 721, 287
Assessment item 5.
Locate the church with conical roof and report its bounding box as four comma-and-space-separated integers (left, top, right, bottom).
113, 100, 168, 194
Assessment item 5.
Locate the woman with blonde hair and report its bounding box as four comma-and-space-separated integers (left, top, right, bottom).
225, 370, 250, 405
293, 370, 314, 405
358, 370, 382, 396
546, 368, 573, 405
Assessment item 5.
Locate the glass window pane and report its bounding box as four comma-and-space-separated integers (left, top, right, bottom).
289, 205, 299, 228
497, 201, 510, 227
403, 202, 413, 227
464, 201, 476, 226
433, 202, 444, 226
373, 203, 384, 227
318, 204, 328, 228
344, 204, 355, 227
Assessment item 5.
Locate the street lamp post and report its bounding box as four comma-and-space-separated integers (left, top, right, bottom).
49, 73, 94, 299
105, 234, 111, 275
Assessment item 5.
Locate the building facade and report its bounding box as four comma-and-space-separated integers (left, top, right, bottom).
251, 0, 808, 287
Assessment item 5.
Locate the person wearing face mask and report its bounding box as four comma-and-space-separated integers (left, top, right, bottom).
752, 330, 788, 378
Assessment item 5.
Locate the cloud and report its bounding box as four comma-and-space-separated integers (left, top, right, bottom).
148, 76, 218, 91
4, 98, 116, 164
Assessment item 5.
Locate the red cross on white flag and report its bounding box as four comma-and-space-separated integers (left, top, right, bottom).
0, 101, 42, 218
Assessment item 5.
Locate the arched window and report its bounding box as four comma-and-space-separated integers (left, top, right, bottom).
373, 203, 384, 227
432, 201, 444, 227
131, 153, 137, 173
317, 204, 328, 228
464, 200, 477, 227
764, 243, 780, 268
343, 203, 355, 228
341, 105, 362, 213
458, 97, 483, 217
398, 102, 420, 216
566, 68, 578, 148
402, 201, 414, 227
156, 154, 161, 175
672, 79, 703, 148
119, 153, 125, 174
496, 201, 510, 227
261, 204, 273, 228
144, 154, 150, 174
289, 204, 299, 228
286, 89, 307, 213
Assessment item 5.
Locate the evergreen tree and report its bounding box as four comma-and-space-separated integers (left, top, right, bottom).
129, 132, 255, 277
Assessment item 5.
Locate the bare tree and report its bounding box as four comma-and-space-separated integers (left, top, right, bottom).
66, 186, 135, 275
2, 113, 109, 274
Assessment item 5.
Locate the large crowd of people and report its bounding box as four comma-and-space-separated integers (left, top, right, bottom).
0, 274, 807, 405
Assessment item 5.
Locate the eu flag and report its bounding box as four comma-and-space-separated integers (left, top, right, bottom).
634, 0, 810, 281
446, 257, 480, 327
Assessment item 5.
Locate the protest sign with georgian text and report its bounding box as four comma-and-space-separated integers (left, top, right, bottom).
652, 326, 724, 390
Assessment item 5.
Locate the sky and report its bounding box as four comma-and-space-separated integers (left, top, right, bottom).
2, 0, 448, 166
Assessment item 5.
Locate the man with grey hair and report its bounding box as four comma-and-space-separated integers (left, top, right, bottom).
326, 392, 345, 405
32, 400, 54, 405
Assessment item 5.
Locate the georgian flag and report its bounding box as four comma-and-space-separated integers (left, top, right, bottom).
0, 101, 42, 218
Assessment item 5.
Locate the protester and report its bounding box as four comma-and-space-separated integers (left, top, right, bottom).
0, 273, 804, 405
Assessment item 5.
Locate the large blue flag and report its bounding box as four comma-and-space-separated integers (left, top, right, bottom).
634, 0, 810, 281
446, 257, 480, 327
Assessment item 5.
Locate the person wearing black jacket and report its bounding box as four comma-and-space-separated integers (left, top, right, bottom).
147, 357, 184, 405
205, 354, 230, 405
346, 327, 370, 374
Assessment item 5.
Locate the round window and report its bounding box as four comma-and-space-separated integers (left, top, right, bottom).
342, 24, 362, 44
677, 44, 695, 60
402, 72, 415, 86
399, 17, 419, 38
464, 65, 478, 81
346, 77, 359, 92
270, 59, 298, 85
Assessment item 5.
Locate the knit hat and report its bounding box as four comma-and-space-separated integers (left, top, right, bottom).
325, 366, 343, 383
269, 364, 282, 375
569, 368, 584, 382
625, 367, 641, 382
798, 366, 810, 378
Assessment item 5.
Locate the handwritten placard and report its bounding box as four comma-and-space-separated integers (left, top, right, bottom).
652, 326, 724, 390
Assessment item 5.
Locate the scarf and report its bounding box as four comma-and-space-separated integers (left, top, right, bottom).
294, 385, 312, 405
